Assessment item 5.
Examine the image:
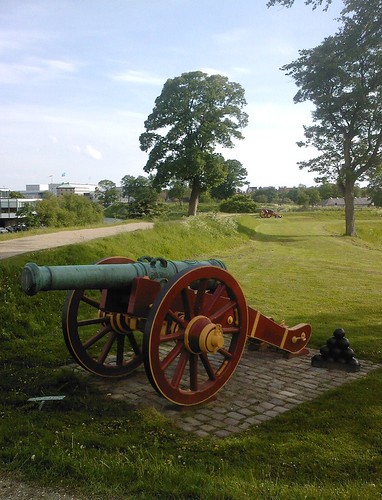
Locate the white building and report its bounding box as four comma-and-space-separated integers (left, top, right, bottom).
0, 188, 39, 228
56, 183, 97, 197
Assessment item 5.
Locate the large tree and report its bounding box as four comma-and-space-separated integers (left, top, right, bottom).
139, 71, 248, 216
121, 174, 158, 204
281, 0, 382, 235
210, 159, 248, 200
95, 179, 119, 207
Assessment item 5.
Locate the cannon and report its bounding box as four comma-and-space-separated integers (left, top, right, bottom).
260, 208, 282, 218
21, 256, 311, 406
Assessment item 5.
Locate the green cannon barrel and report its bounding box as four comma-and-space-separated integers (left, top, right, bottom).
21, 258, 227, 296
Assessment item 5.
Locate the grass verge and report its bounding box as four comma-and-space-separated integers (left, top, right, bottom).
1, 211, 382, 498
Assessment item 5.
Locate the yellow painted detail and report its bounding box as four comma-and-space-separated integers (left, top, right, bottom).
279, 328, 289, 349
199, 323, 224, 354
227, 316, 233, 325
292, 331, 306, 344
249, 311, 261, 337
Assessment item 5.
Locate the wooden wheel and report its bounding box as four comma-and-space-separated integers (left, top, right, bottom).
143, 265, 248, 406
62, 257, 143, 377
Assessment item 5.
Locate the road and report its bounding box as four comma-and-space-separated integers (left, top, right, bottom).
0, 222, 154, 260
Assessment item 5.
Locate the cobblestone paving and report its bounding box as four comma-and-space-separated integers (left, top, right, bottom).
79, 347, 382, 438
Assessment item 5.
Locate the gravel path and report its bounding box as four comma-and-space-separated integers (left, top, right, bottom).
0, 473, 84, 500
0, 222, 154, 260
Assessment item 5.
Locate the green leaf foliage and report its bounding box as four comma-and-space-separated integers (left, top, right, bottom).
219, 194, 257, 213
281, 0, 382, 234
140, 71, 248, 215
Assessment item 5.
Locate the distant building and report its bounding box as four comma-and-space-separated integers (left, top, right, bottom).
21, 184, 50, 199
0, 188, 39, 228
56, 183, 97, 197
320, 197, 371, 207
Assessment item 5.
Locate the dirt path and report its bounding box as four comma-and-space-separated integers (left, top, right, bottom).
0, 222, 154, 260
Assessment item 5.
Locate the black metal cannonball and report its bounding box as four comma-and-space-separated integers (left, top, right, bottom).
337, 337, 350, 349
320, 345, 330, 358
326, 336, 337, 349
348, 357, 360, 367
342, 347, 355, 361
311, 353, 323, 364
333, 328, 345, 339
331, 347, 343, 360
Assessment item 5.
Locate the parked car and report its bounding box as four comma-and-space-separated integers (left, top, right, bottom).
0, 227, 8, 233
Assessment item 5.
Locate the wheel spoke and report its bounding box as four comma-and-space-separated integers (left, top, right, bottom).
80, 294, 101, 309
166, 309, 187, 328
77, 317, 108, 327
200, 353, 216, 380
127, 332, 142, 356
159, 332, 184, 343
222, 326, 240, 334
97, 332, 116, 364
210, 300, 237, 322
171, 349, 189, 388
116, 334, 125, 365
190, 353, 198, 391
160, 341, 183, 371
83, 324, 113, 349
218, 347, 233, 359
202, 283, 226, 316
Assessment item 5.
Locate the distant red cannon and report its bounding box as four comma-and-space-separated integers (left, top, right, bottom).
21, 256, 311, 406
260, 208, 282, 218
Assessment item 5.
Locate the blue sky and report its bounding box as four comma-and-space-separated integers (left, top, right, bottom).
1, 0, 343, 191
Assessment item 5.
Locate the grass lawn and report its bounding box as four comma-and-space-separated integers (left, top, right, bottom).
0, 210, 382, 498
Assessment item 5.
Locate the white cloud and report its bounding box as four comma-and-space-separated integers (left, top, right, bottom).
0, 31, 48, 54
0, 58, 77, 84
110, 70, 164, 86
85, 145, 102, 160
69, 144, 102, 160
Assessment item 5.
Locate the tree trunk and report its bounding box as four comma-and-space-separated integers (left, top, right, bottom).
188, 179, 200, 216
344, 180, 356, 236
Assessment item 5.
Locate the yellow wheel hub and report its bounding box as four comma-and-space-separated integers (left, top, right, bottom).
184, 315, 224, 354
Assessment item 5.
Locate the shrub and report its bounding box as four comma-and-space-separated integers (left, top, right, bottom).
219, 194, 257, 213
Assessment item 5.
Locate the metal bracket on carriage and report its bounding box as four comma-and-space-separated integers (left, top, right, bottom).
247, 306, 311, 356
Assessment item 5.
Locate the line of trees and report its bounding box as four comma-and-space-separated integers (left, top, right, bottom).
17, 193, 103, 228
41, 0, 382, 229
134, 0, 382, 233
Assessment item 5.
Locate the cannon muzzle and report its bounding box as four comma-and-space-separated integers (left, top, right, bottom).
21, 258, 227, 296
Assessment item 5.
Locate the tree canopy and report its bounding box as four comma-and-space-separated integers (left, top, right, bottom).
95, 179, 119, 207
267, 0, 332, 9
139, 71, 248, 216
210, 159, 248, 200
281, 0, 382, 235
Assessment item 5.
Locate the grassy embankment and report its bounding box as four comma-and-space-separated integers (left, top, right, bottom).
1, 210, 382, 498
